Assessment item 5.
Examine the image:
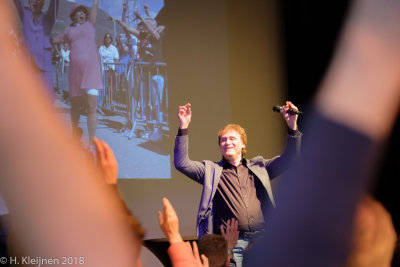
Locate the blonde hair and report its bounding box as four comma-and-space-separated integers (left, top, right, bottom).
217, 124, 247, 157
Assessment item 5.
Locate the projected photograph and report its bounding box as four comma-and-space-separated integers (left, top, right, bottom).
11, 0, 169, 178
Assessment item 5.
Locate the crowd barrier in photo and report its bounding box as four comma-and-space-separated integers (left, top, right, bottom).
54, 60, 169, 140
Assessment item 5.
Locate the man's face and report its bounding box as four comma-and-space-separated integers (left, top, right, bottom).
219, 130, 245, 161
29, 0, 45, 14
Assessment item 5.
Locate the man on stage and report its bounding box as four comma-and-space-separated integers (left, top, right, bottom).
174, 101, 302, 267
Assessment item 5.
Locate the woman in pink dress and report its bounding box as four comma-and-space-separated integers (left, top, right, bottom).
53, 0, 102, 150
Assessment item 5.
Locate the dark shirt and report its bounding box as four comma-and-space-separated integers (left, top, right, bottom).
138, 32, 163, 62
213, 158, 266, 233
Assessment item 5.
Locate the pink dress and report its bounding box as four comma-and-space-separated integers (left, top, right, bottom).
58, 21, 102, 97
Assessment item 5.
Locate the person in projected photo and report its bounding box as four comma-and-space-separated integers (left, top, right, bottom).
115, 5, 166, 142
174, 102, 302, 267
99, 33, 119, 98
115, 0, 139, 62
99, 33, 119, 71
52, 0, 102, 154
13, 0, 59, 101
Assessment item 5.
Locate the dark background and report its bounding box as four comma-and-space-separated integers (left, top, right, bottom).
281, 0, 400, 233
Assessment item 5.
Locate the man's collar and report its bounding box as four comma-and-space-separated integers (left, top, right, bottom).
221, 157, 247, 168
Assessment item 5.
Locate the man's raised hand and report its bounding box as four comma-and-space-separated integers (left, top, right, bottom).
282, 101, 299, 131
178, 103, 192, 129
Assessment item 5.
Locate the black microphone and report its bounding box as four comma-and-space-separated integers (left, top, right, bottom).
272, 105, 302, 115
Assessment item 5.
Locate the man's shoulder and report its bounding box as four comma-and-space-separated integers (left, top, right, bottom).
200, 160, 224, 172
203, 159, 222, 166
247, 156, 266, 168
247, 155, 266, 172
248, 156, 265, 162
